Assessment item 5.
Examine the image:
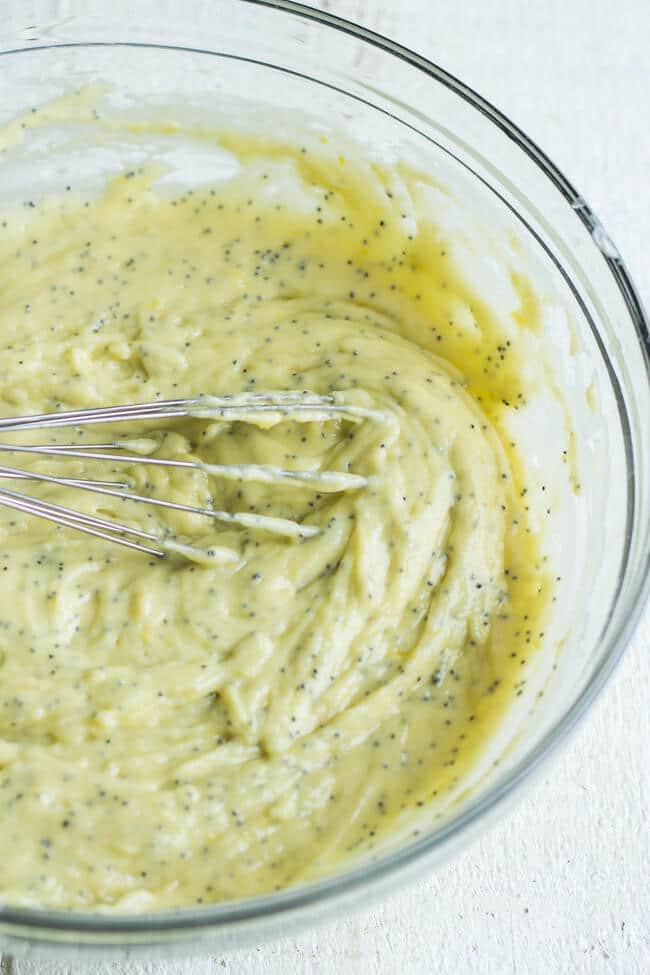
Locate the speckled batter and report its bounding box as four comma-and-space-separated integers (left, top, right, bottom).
0, 111, 549, 910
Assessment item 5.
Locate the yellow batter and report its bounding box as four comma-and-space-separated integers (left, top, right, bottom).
0, 116, 549, 910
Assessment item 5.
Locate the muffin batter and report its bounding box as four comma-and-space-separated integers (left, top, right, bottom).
0, 119, 549, 910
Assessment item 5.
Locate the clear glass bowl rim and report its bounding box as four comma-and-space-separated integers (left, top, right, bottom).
0, 0, 648, 941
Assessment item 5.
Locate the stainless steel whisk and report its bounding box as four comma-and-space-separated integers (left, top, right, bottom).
0, 392, 379, 562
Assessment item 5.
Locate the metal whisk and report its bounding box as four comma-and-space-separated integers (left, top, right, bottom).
0, 392, 380, 563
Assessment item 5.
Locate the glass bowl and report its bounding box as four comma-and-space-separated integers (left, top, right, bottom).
0, 0, 648, 958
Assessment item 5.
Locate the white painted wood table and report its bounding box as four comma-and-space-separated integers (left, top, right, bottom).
2, 0, 649, 971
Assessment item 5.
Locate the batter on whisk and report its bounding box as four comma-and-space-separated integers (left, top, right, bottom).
0, 109, 550, 910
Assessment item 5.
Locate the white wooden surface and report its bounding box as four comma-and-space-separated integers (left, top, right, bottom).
2, 0, 649, 971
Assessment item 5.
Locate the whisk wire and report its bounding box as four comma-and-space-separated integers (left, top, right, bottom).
0, 393, 375, 561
